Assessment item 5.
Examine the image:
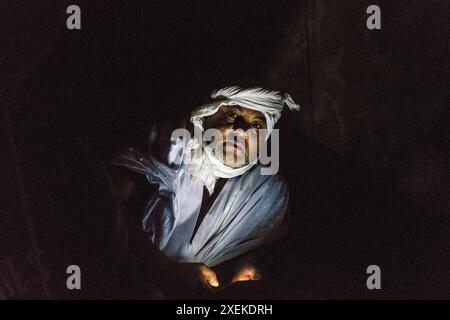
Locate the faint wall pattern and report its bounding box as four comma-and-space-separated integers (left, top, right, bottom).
269, 0, 449, 185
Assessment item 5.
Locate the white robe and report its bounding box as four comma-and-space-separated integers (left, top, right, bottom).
113, 125, 290, 267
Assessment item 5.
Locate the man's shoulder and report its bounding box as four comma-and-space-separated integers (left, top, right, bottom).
148, 118, 190, 147
148, 118, 191, 165
243, 165, 288, 192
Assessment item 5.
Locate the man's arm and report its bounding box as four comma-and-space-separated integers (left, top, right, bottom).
108, 163, 220, 296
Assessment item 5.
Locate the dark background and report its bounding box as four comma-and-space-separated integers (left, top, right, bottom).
1, 0, 449, 298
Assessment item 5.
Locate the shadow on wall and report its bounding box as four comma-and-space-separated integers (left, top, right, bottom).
268, 0, 450, 218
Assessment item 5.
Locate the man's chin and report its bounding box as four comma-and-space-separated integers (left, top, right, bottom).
224, 161, 247, 169
221, 150, 247, 168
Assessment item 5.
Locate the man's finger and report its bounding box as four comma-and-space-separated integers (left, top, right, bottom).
206, 274, 219, 287
199, 265, 219, 287
232, 266, 262, 283
232, 273, 252, 282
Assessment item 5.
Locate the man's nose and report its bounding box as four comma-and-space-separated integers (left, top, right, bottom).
232, 116, 250, 131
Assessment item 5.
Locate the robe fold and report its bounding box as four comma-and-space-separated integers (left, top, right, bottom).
112, 123, 290, 267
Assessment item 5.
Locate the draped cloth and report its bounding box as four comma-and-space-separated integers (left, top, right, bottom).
187, 86, 300, 194
112, 143, 289, 267
112, 86, 297, 267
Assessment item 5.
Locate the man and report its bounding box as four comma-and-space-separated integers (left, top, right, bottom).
112, 86, 299, 288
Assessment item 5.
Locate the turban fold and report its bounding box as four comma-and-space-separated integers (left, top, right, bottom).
186, 86, 300, 194
190, 86, 300, 139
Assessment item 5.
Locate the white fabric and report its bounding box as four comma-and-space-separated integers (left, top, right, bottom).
183, 136, 256, 195
187, 86, 300, 194
191, 86, 300, 138
111, 86, 297, 267
112, 142, 289, 267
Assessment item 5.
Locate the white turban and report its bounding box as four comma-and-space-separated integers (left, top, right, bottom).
111, 86, 296, 266
185, 86, 300, 194
190, 86, 300, 139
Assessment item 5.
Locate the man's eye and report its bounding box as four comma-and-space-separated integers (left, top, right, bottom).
227, 111, 237, 119
251, 123, 262, 129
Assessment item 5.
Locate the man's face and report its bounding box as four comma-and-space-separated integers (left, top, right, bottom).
203, 105, 267, 167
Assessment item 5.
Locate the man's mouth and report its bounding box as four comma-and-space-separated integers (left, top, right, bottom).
223, 141, 245, 153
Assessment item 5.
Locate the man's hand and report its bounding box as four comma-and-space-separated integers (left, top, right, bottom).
231, 264, 262, 283
198, 264, 220, 288
174, 263, 220, 290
